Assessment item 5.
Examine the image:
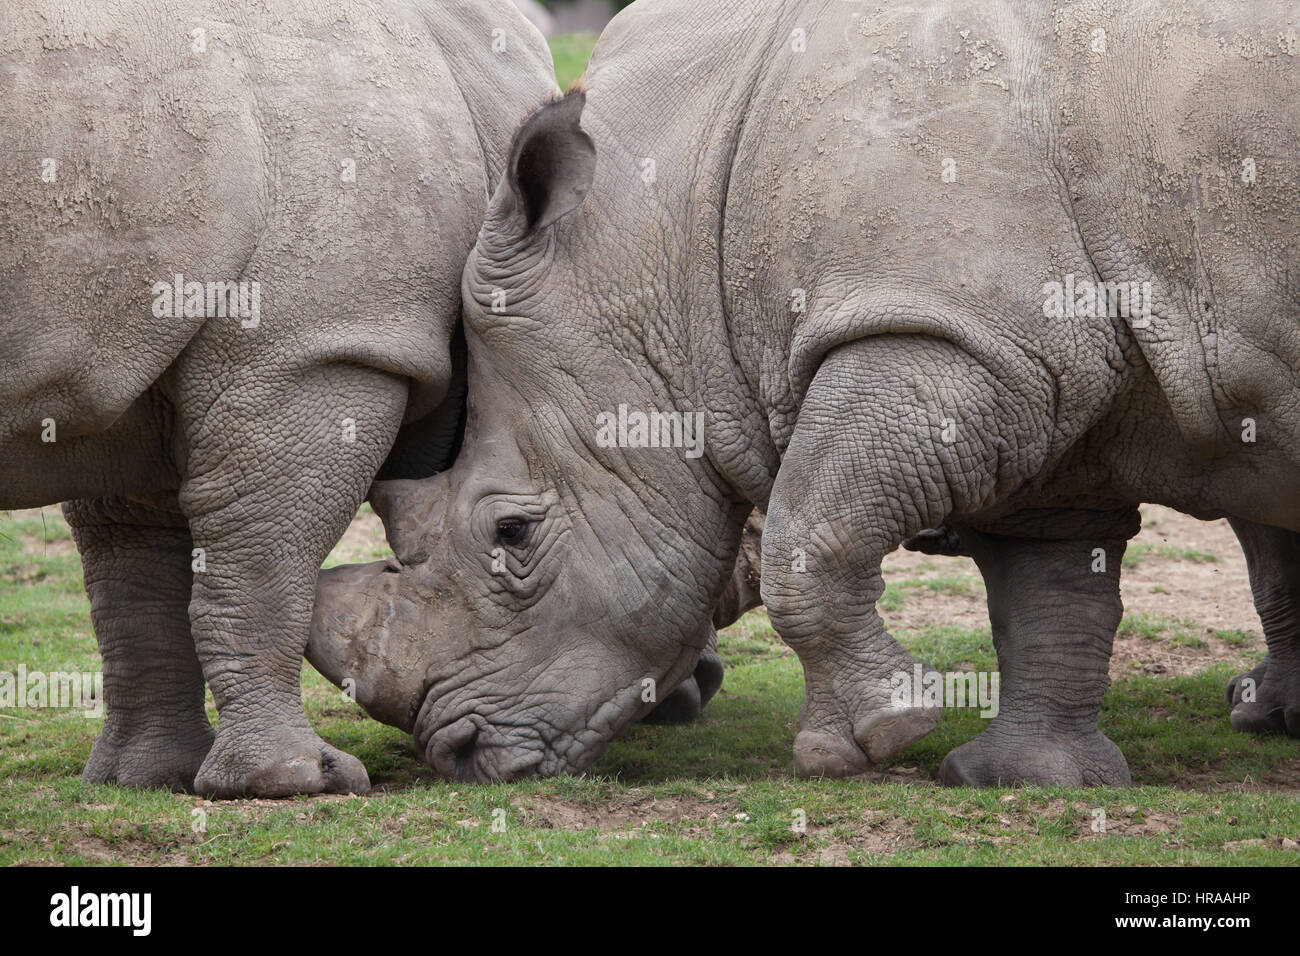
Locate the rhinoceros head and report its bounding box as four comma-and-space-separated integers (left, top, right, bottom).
308, 92, 752, 781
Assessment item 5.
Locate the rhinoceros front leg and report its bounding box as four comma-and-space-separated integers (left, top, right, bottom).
178, 363, 407, 798
938, 525, 1133, 787
64, 495, 214, 792
762, 328, 1068, 777
763, 337, 1035, 776
1226, 517, 1300, 737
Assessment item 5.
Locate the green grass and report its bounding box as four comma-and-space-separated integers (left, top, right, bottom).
1215, 629, 1256, 647
1123, 543, 1220, 568
1, 507, 1297, 865
1119, 612, 1209, 649
548, 33, 598, 89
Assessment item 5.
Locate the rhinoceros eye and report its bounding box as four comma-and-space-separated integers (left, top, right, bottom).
496, 518, 530, 546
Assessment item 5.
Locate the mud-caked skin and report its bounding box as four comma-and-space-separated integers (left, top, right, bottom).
314, 0, 1300, 785
0, 0, 558, 796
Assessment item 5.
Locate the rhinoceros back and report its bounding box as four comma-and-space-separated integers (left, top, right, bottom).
0, 0, 264, 442
694, 0, 1299, 463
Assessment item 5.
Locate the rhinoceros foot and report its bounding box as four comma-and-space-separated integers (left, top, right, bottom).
1228, 657, 1300, 737
641, 674, 704, 725
82, 721, 215, 793
793, 705, 942, 778
1227, 658, 1269, 708
938, 728, 1131, 788
194, 724, 370, 799
641, 634, 725, 725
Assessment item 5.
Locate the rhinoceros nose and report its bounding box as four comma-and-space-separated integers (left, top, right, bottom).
427, 716, 481, 781
426, 716, 545, 782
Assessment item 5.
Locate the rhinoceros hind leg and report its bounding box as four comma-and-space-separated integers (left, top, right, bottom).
65, 496, 214, 792
938, 524, 1132, 787
939, 729, 1130, 787
1226, 518, 1300, 737
1226, 656, 1292, 736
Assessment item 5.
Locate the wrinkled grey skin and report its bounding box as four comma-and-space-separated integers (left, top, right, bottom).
712, 511, 765, 637
0, 0, 558, 796
314, 0, 1299, 785
308, 508, 762, 732
631, 510, 764, 723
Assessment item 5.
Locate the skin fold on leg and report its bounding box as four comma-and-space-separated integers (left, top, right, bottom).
760, 334, 1055, 777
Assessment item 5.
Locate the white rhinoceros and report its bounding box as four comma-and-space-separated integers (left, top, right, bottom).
311, 0, 1300, 786
0, 0, 559, 797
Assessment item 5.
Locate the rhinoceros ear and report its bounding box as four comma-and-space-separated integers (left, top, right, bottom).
499, 90, 595, 236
